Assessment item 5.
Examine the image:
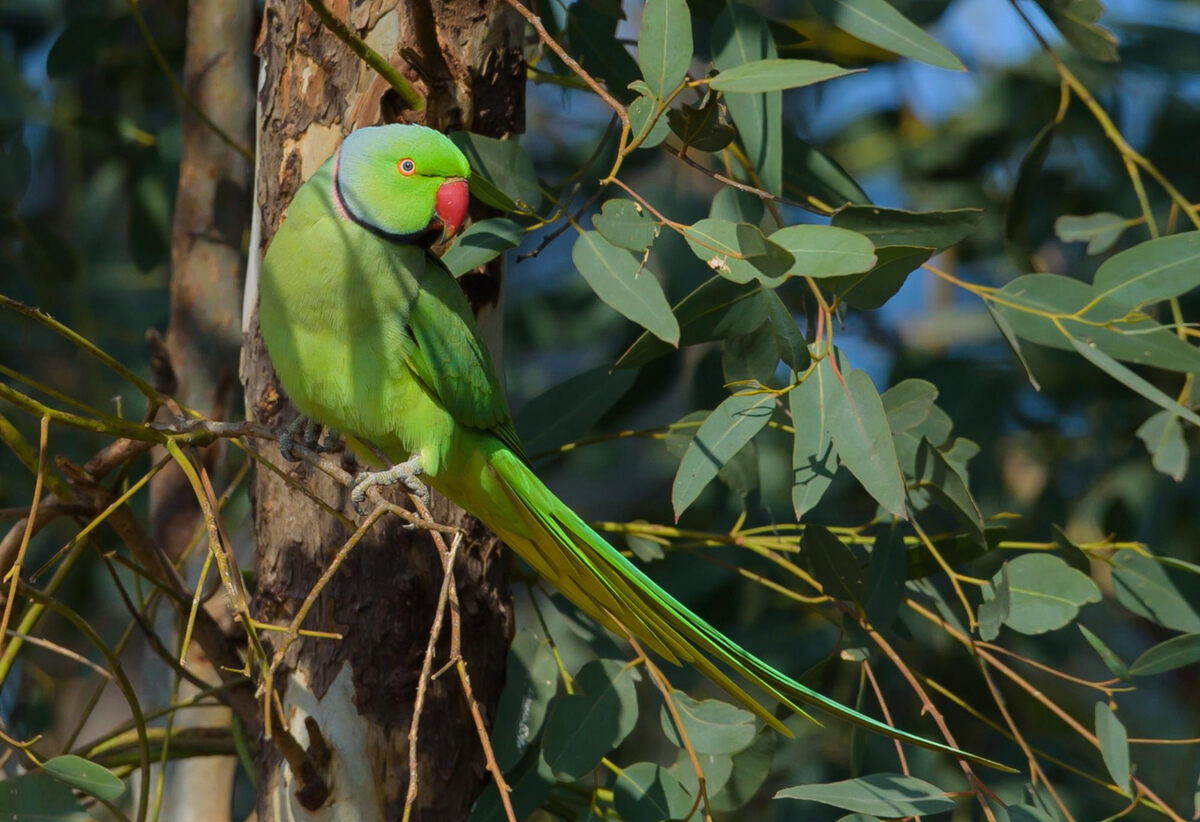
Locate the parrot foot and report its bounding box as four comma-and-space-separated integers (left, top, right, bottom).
279, 416, 341, 462
351, 456, 429, 519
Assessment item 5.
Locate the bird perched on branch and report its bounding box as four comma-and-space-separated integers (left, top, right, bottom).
257, 123, 1001, 769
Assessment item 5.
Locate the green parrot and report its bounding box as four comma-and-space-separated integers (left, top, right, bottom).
258, 123, 1000, 768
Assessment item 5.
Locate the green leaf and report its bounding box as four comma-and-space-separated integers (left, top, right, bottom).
1094, 703, 1131, 793
790, 356, 840, 518
627, 530, 667, 562
492, 630, 560, 771
615, 279, 767, 369
684, 218, 794, 285
629, 92, 671, 148
710, 186, 763, 226
673, 392, 775, 517
978, 564, 1010, 641
567, 1, 641, 103
810, 0, 965, 70
668, 750, 734, 799
713, 3, 782, 193
1129, 632, 1200, 676
515, 365, 639, 454
0, 772, 90, 820
985, 301, 1042, 391
613, 762, 694, 822
826, 245, 934, 310
43, 754, 125, 802
864, 528, 907, 629
722, 325, 779, 386
667, 97, 735, 152
762, 291, 810, 373
881, 379, 937, 434
776, 773, 956, 816
638, 0, 692, 99
782, 132, 871, 210
827, 367, 908, 517
1079, 624, 1131, 680
1113, 551, 1200, 632
572, 231, 679, 344
709, 729, 776, 812
1067, 335, 1200, 427
803, 525, 865, 602
709, 58, 860, 92
1090, 231, 1200, 319
594, 198, 660, 252
1136, 410, 1189, 481
831, 206, 982, 251
470, 747, 554, 822
768, 224, 876, 279
441, 218, 524, 277
914, 438, 985, 547
659, 691, 758, 755
994, 274, 1200, 374
1055, 212, 1128, 254
988, 554, 1101, 635
449, 132, 542, 211
1034, 0, 1118, 62
541, 659, 639, 779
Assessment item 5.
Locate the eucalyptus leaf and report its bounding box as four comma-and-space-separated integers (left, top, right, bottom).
1079, 624, 1130, 680
441, 218, 524, 277
709, 58, 860, 93
1129, 632, 1200, 676
768, 224, 877, 279
1055, 212, 1128, 254
1135, 410, 1188, 481
827, 367, 908, 518
638, 0, 692, 100
42, 755, 124, 802
572, 231, 679, 344
1094, 703, 1131, 793
776, 773, 955, 816
594, 198, 660, 252
1112, 551, 1200, 632
791, 356, 840, 518
831, 206, 982, 251
987, 554, 1101, 635
516, 365, 639, 454
659, 691, 758, 755
811, 0, 965, 70
449, 131, 542, 211
673, 391, 775, 517
613, 762, 694, 822
541, 659, 639, 780
713, 3, 782, 193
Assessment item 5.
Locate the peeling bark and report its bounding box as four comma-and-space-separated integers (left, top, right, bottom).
244, 3, 524, 819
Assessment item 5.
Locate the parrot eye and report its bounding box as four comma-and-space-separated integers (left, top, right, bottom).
398, 158, 416, 176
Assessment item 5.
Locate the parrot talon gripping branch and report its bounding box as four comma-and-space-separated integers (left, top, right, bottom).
258, 122, 1006, 771
350, 455, 429, 517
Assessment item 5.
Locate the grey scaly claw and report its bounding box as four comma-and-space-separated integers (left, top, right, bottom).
350, 455, 428, 521
278, 415, 308, 462
303, 419, 343, 454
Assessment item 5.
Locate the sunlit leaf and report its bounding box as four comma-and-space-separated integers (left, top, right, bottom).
673, 391, 775, 517
791, 356, 840, 518
572, 231, 679, 344
638, 0, 692, 99
827, 367, 908, 517
709, 58, 859, 93
1112, 551, 1200, 632
1090, 231, 1200, 319
713, 3, 782, 193
594, 198, 660, 252
812, 0, 964, 70
768, 224, 876, 279
629, 92, 671, 148
449, 132, 542, 211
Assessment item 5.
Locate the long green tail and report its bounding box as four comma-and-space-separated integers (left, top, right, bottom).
477, 446, 1008, 771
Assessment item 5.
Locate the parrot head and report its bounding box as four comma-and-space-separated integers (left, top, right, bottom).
335, 123, 471, 243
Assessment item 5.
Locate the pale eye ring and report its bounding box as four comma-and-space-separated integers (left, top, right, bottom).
398, 158, 416, 176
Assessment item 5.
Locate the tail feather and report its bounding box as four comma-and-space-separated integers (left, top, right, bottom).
484, 447, 1008, 771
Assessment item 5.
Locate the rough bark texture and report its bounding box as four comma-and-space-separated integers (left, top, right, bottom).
153, 0, 254, 819
244, 3, 524, 819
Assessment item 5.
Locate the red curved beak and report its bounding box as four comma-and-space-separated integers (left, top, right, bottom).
436, 178, 470, 239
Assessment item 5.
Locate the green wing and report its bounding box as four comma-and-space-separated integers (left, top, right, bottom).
404, 252, 527, 460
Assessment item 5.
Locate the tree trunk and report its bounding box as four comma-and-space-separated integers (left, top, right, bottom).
154, 0, 253, 819
243, 3, 524, 819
